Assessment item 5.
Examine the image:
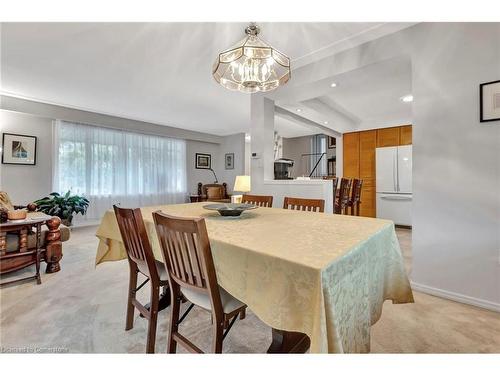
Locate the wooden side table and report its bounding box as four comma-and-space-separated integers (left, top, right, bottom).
0, 215, 52, 286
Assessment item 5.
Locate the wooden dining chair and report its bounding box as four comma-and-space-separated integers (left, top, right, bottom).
283, 197, 325, 213
322, 176, 338, 210
335, 178, 352, 215
241, 194, 273, 207
153, 211, 247, 354
348, 179, 363, 216
113, 205, 170, 354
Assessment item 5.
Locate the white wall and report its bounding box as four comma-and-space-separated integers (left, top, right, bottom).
409, 24, 500, 310
0, 110, 53, 203
282, 136, 311, 177
185, 140, 220, 195
217, 133, 246, 194
265, 23, 500, 310
282, 135, 338, 178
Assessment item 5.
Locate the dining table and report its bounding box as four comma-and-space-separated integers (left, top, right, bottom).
95, 202, 414, 353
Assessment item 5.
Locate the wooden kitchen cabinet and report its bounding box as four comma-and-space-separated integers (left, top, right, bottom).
359, 130, 377, 179
400, 125, 412, 145
359, 180, 376, 217
343, 132, 359, 178
377, 127, 400, 147
358, 130, 377, 217
343, 125, 412, 218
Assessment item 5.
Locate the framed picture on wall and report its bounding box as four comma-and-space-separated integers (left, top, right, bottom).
195, 153, 211, 169
480, 79, 500, 122
1, 133, 37, 165
225, 153, 234, 170
328, 136, 336, 149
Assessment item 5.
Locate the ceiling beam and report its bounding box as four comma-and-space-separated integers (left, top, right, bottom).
275, 106, 341, 138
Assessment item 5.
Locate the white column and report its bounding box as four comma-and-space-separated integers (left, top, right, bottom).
250, 94, 275, 184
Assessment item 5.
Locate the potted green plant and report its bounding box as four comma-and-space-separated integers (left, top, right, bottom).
34, 191, 90, 226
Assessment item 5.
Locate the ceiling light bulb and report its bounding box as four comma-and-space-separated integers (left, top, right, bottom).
330, 82, 337, 88
296, 109, 302, 112
324, 121, 329, 125
400, 94, 413, 103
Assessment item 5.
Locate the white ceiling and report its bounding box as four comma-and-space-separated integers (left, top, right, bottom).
1, 22, 413, 136
274, 115, 319, 138
276, 56, 412, 136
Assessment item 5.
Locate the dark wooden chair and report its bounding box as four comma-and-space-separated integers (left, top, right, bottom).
335, 178, 352, 215
283, 197, 325, 213
241, 194, 273, 208
113, 205, 170, 354
197, 182, 231, 203
348, 179, 363, 216
153, 211, 247, 353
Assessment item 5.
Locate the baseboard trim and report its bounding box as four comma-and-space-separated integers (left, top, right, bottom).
410, 281, 500, 313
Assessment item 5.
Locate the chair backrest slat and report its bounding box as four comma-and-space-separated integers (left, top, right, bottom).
283, 197, 325, 213
349, 178, 363, 216
113, 205, 158, 279
185, 232, 204, 287
335, 178, 353, 214
241, 194, 273, 208
153, 211, 223, 316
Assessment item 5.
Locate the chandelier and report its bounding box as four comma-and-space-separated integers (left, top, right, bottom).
212, 23, 291, 93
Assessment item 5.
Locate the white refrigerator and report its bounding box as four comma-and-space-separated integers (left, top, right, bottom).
376, 145, 412, 226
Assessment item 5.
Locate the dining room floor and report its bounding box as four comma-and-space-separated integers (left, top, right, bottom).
1, 226, 499, 353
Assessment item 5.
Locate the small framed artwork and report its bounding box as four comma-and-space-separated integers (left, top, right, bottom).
2, 133, 37, 165
225, 153, 234, 170
195, 153, 211, 169
480, 80, 500, 122
328, 136, 336, 149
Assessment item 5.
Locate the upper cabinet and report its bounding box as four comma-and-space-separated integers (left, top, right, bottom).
376, 127, 400, 147
399, 125, 412, 145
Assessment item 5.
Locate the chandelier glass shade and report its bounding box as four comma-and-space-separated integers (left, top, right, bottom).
212, 24, 291, 93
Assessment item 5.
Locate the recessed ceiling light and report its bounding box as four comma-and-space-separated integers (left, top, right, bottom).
400, 94, 413, 103
296, 108, 302, 112
324, 121, 329, 125
330, 82, 337, 88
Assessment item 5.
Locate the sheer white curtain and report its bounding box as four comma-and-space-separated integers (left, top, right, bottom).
53, 120, 187, 221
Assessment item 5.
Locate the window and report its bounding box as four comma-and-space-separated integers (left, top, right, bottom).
53, 120, 187, 220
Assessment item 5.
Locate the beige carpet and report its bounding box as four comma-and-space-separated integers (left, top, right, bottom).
1, 226, 499, 353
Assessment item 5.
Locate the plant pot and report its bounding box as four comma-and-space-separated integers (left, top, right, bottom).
61, 217, 73, 227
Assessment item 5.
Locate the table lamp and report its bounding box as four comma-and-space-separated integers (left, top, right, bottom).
232, 175, 251, 203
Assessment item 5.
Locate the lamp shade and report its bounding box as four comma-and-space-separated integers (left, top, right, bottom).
233, 175, 251, 192
212, 24, 291, 93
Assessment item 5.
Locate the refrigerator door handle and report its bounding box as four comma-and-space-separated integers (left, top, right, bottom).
393, 151, 397, 192
380, 195, 413, 201
396, 147, 400, 192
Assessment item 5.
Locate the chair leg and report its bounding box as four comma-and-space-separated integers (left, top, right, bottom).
126, 264, 138, 331
167, 290, 181, 354
146, 283, 160, 354
212, 317, 224, 353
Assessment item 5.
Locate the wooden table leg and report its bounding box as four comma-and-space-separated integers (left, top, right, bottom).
0, 231, 6, 256
267, 328, 311, 353
45, 217, 62, 273
35, 223, 42, 284
19, 227, 28, 252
